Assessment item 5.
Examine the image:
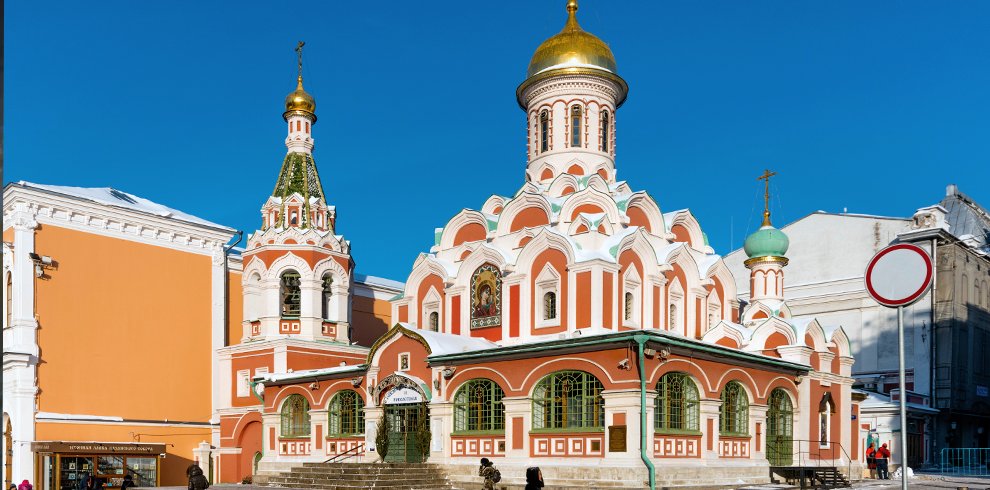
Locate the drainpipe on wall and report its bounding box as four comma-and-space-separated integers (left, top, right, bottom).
223, 231, 244, 347
633, 334, 656, 490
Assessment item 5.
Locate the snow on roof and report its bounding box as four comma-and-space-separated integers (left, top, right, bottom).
395, 323, 499, 356
36, 412, 124, 422
257, 364, 365, 383
20, 181, 232, 230
354, 273, 405, 291
859, 392, 939, 414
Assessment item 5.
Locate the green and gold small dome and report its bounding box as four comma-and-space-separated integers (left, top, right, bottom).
743, 225, 789, 260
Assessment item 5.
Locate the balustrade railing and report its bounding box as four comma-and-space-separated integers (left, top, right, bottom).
939, 448, 990, 476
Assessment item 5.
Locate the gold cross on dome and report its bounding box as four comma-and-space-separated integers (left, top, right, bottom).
757, 169, 777, 227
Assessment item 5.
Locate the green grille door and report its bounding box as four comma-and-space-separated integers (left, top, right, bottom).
766, 389, 794, 466
384, 404, 420, 463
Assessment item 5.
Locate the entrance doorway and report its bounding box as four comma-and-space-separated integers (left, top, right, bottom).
767, 388, 794, 466
384, 404, 422, 463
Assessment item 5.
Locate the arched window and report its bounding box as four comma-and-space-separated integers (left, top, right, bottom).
655, 373, 699, 432
961, 274, 969, 304
975, 279, 981, 307
540, 111, 549, 153
533, 371, 604, 430
280, 270, 301, 317
429, 311, 439, 332
570, 105, 582, 147
5, 272, 11, 328
543, 291, 557, 320
624, 292, 634, 321
328, 390, 365, 436
280, 394, 311, 437
454, 379, 505, 433
818, 392, 835, 447
321, 273, 333, 320
719, 381, 749, 436
668, 304, 677, 331
600, 110, 609, 152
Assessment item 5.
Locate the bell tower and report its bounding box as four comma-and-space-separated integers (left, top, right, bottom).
240, 42, 353, 344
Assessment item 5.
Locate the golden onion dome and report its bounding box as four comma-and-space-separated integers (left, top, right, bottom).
518, 0, 627, 109
284, 76, 316, 119
526, 0, 617, 78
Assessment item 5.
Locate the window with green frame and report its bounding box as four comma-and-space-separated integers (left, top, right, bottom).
280, 394, 311, 438
328, 390, 365, 436
532, 371, 604, 430
453, 379, 505, 433
719, 381, 749, 436
654, 373, 699, 432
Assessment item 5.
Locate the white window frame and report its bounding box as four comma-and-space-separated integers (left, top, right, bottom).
398, 352, 411, 372
236, 370, 251, 398
422, 286, 442, 332
707, 293, 722, 333
623, 266, 642, 328
535, 264, 561, 328
668, 280, 684, 334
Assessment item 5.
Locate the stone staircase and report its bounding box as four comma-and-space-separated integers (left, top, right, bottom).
769, 466, 851, 489
264, 462, 456, 490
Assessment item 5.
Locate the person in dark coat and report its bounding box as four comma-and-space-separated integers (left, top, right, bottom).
875, 443, 891, 480
76, 472, 91, 490
120, 474, 136, 490
525, 467, 544, 489
478, 458, 496, 490
187, 465, 209, 490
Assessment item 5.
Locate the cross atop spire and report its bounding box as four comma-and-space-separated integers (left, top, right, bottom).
758, 169, 777, 227
295, 41, 305, 80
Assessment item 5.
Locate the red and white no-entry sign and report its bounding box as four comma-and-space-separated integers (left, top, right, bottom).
865, 243, 933, 308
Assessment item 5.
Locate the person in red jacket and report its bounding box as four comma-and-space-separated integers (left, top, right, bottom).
875, 443, 891, 479
865, 443, 877, 479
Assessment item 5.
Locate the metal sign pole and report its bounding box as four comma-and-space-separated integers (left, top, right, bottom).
897, 305, 908, 490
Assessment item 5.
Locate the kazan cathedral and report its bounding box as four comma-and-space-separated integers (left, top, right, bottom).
220, 2, 860, 488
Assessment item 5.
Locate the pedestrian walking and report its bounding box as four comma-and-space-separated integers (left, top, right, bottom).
187, 465, 209, 490
525, 466, 544, 489
865, 443, 877, 479
120, 474, 136, 490
17, 480, 32, 490
875, 443, 891, 480
478, 458, 499, 490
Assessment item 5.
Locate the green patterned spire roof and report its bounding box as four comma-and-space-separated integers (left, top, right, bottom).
270, 152, 327, 229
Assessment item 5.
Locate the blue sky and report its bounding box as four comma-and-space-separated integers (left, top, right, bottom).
6, 1, 989, 281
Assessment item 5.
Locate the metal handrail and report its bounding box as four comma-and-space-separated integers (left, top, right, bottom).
323, 443, 366, 464
767, 439, 854, 484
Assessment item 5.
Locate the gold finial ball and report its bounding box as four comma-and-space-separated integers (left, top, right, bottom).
284, 76, 316, 116
567, 0, 578, 13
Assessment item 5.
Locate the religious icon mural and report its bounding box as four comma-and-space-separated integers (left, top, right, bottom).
470, 263, 502, 329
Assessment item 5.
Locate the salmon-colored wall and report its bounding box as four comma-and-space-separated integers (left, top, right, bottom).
670, 224, 691, 245
376, 336, 432, 400
35, 224, 213, 421
452, 223, 486, 247
231, 348, 274, 408
246, 249, 330, 270
715, 337, 739, 348
626, 206, 652, 233
509, 207, 551, 232
566, 164, 584, 175
398, 305, 408, 323
570, 204, 604, 221
576, 272, 591, 328
509, 286, 520, 337
451, 295, 462, 335
808, 380, 842, 459
417, 274, 445, 330
530, 250, 568, 335
352, 296, 391, 347
35, 422, 207, 486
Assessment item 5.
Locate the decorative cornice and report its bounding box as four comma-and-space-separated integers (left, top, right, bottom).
3, 186, 233, 256
744, 255, 789, 268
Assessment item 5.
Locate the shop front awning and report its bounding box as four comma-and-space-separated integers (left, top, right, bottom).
30, 441, 167, 455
